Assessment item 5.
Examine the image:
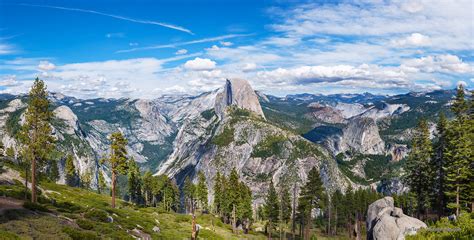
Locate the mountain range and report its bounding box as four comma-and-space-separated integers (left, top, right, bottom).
0, 78, 456, 204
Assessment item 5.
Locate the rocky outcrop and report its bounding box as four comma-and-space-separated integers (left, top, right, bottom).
54, 106, 79, 135
325, 117, 385, 155
307, 103, 345, 124
367, 197, 427, 240
215, 79, 265, 119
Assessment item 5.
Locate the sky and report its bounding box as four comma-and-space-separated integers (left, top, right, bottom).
0, 0, 473, 99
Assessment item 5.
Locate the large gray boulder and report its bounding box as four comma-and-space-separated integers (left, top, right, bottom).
367, 197, 427, 240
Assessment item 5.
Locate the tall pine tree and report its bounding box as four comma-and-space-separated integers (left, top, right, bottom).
444, 84, 472, 216
405, 118, 433, 218
103, 132, 129, 208
65, 154, 77, 187
195, 172, 208, 211
127, 158, 142, 204
297, 166, 325, 239
264, 180, 279, 238
19, 78, 55, 203
431, 111, 448, 216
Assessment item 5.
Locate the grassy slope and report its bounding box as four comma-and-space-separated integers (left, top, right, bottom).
0, 169, 266, 239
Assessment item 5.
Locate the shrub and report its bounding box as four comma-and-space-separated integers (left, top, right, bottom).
201, 109, 216, 120
212, 127, 234, 147
23, 201, 50, 212
174, 215, 191, 223
84, 209, 109, 222
62, 226, 100, 240
251, 135, 286, 158
0, 230, 21, 239
54, 201, 83, 213
76, 219, 94, 230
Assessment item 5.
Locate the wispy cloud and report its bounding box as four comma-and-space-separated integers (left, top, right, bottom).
19, 3, 194, 35
117, 34, 252, 53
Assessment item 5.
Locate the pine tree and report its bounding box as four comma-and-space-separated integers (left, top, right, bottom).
103, 132, 129, 208
213, 172, 223, 215
127, 158, 142, 204
431, 112, 448, 216
444, 84, 472, 216
195, 172, 208, 211
19, 78, 55, 203
264, 180, 279, 238
404, 118, 433, 218
298, 166, 325, 239
183, 176, 196, 213
142, 171, 153, 206
65, 154, 77, 186
280, 185, 291, 224
227, 168, 240, 233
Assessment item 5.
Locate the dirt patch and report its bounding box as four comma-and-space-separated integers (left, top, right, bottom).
0, 196, 25, 214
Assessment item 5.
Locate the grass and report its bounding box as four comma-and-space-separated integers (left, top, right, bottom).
0, 168, 267, 239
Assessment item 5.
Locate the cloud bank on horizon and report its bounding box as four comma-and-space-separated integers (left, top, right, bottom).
0, 0, 473, 99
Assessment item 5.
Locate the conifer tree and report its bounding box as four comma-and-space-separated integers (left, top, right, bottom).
404, 118, 433, 218
431, 111, 448, 216
264, 180, 279, 238
227, 168, 240, 232
19, 78, 55, 203
444, 84, 472, 216
65, 154, 77, 186
103, 132, 129, 208
142, 171, 153, 206
213, 172, 224, 215
280, 185, 291, 224
127, 158, 142, 204
196, 171, 208, 211
183, 176, 196, 213
297, 166, 325, 239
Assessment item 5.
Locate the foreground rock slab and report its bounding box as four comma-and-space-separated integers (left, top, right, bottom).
367, 196, 427, 240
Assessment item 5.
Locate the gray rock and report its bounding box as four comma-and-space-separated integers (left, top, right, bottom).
215, 78, 265, 119
367, 197, 427, 240
152, 226, 160, 233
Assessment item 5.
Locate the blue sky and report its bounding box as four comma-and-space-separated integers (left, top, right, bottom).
0, 0, 473, 98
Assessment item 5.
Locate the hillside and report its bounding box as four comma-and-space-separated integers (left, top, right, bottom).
0, 165, 266, 239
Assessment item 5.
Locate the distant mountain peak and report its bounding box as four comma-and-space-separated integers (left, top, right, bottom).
215, 78, 265, 119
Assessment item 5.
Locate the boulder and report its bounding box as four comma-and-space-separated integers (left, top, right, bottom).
367, 197, 427, 240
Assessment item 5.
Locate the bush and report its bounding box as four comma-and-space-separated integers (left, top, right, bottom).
84, 209, 109, 222
251, 135, 286, 158
174, 215, 191, 223
407, 212, 474, 239
212, 127, 234, 147
201, 109, 216, 120
54, 201, 82, 213
76, 219, 94, 230
23, 201, 50, 212
0, 230, 21, 239
62, 226, 100, 240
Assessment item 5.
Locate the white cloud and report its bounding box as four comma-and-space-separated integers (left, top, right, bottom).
184, 57, 216, 71
175, 49, 188, 55
242, 63, 257, 72
106, 32, 125, 38
0, 44, 15, 55
21, 4, 194, 34
401, 54, 472, 74
118, 34, 250, 53
129, 42, 139, 46
392, 33, 431, 47
38, 61, 56, 71
262, 37, 300, 46
0, 75, 21, 87
220, 41, 233, 46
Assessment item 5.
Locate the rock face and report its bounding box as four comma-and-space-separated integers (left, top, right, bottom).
215, 79, 265, 119
325, 117, 385, 155
53, 106, 79, 135
367, 197, 427, 240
